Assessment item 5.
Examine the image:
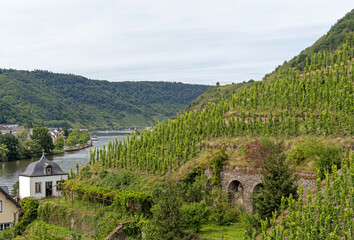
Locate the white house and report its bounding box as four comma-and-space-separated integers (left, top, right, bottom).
19, 155, 68, 199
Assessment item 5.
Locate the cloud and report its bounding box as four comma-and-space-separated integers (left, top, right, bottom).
0, 1, 352, 85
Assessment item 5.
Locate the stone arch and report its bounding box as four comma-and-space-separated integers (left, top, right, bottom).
228, 180, 244, 204
253, 183, 263, 194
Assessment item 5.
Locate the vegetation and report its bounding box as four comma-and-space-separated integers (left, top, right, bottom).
88, 40, 353, 176
251, 151, 298, 219
31, 126, 55, 154
248, 152, 353, 239
183, 80, 255, 112
0, 71, 209, 129
0, 127, 59, 162
65, 129, 90, 148
263, 9, 353, 80
3, 9, 354, 240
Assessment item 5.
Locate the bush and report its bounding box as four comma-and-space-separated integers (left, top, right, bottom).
13, 197, 39, 235
181, 201, 210, 232
209, 191, 242, 226
286, 138, 341, 177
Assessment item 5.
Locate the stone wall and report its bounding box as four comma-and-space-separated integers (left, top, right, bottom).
219, 166, 317, 211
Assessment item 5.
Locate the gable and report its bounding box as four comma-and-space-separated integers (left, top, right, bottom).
0, 188, 20, 209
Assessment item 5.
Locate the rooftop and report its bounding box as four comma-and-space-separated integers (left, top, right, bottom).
20, 154, 67, 177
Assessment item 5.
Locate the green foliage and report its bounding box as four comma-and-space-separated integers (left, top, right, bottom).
286, 138, 342, 178
11, 180, 19, 198
60, 180, 153, 215
66, 129, 90, 147
88, 169, 145, 192
13, 197, 39, 235
181, 201, 210, 232
0, 70, 209, 129
209, 191, 243, 226
0, 133, 19, 161
0, 143, 9, 162
89, 40, 353, 177
77, 165, 91, 180
54, 136, 64, 150
264, 9, 353, 79
184, 81, 254, 113
150, 180, 185, 239
252, 154, 298, 220
209, 146, 228, 187
20, 220, 72, 240
252, 152, 354, 239
30, 126, 54, 154
37, 200, 112, 239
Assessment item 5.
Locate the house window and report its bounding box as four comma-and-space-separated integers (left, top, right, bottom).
0, 223, 12, 231
35, 182, 41, 193
46, 166, 52, 175
0, 200, 2, 212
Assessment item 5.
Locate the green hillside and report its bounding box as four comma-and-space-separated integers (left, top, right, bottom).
81, 38, 353, 240
90, 40, 353, 174
183, 80, 255, 113
2, 9, 353, 240
263, 9, 354, 81
0, 70, 209, 129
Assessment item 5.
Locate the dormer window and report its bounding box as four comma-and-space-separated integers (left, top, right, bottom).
46, 165, 52, 175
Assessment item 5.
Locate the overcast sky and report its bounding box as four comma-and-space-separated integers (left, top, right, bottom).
0, 1, 352, 85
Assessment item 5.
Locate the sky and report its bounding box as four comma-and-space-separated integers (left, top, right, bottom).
0, 1, 352, 85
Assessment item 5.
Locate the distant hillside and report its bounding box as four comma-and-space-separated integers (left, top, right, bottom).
0, 69, 209, 129
263, 8, 354, 81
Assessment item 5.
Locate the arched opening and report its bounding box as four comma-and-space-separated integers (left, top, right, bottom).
253, 183, 263, 194
46, 165, 52, 175
228, 180, 243, 204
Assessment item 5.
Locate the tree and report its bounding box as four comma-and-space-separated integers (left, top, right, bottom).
0, 133, 19, 161
55, 136, 65, 150
149, 181, 185, 239
17, 128, 29, 141
62, 127, 69, 137
30, 127, 54, 154
0, 144, 9, 162
180, 201, 209, 233
252, 154, 298, 219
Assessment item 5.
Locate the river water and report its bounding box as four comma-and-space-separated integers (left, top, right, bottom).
0, 130, 129, 191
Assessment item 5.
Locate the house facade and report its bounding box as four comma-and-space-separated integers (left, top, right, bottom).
19, 155, 68, 199
0, 186, 20, 231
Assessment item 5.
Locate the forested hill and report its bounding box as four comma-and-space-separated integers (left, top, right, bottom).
263, 8, 354, 81
0, 69, 209, 129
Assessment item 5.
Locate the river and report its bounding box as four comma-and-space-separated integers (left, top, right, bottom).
0, 130, 129, 191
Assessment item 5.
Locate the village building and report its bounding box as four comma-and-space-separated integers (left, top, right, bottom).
0, 124, 24, 135
19, 155, 68, 199
0, 186, 20, 231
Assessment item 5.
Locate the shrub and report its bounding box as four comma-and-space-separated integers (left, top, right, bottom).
286, 138, 341, 177
181, 201, 210, 232
13, 197, 39, 235
209, 146, 228, 187
209, 191, 242, 226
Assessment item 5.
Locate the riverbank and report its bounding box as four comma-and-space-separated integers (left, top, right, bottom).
64, 140, 93, 152
0, 131, 128, 192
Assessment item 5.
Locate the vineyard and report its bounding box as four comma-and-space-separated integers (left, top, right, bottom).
248, 152, 353, 239
2, 14, 352, 240
88, 42, 353, 175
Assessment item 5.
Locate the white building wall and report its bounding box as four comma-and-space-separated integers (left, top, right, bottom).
19, 176, 31, 199
20, 175, 68, 199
